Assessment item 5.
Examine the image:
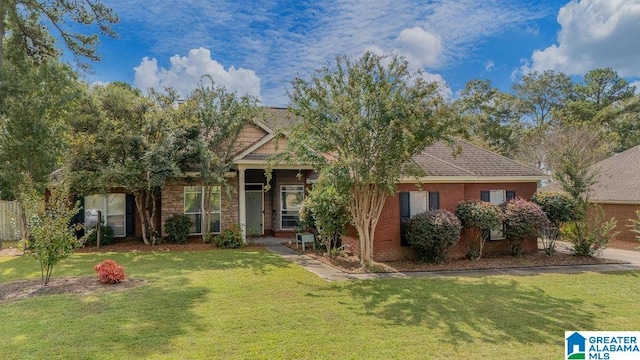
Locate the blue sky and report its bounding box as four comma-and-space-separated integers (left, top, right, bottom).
78, 0, 640, 106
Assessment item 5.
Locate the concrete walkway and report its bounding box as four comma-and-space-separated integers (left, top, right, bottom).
254, 237, 640, 282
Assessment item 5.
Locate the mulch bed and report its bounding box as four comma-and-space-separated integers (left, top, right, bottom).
0, 277, 146, 303
284, 243, 628, 274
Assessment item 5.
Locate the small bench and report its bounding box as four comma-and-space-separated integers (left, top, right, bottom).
295, 232, 315, 251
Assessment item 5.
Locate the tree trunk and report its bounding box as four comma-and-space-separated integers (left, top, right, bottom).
148, 190, 158, 245
350, 185, 387, 267
134, 193, 150, 245
18, 200, 28, 253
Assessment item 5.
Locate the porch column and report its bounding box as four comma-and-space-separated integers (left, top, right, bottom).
238, 167, 247, 242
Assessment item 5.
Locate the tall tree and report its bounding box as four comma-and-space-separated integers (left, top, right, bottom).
182, 77, 260, 243
0, 0, 118, 73
0, 47, 81, 238
286, 52, 453, 267
513, 70, 573, 130
559, 68, 637, 152
575, 68, 635, 111
455, 79, 524, 156
67, 83, 181, 245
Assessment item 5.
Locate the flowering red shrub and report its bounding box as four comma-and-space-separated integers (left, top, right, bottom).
94, 259, 126, 284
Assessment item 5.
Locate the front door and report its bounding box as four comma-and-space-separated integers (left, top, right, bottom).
245, 184, 264, 236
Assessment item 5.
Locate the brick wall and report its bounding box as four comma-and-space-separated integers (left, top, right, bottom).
594, 203, 640, 243
371, 181, 539, 261
160, 177, 239, 237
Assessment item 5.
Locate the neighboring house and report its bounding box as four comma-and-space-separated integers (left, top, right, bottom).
74, 107, 548, 260
583, 145, 640, 243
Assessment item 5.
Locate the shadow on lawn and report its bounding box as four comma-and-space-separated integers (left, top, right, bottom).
89, 275, 211, 358
0, 275, 211, 359
335, 276, 595, 346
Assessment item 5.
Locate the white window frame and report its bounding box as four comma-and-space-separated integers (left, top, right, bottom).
184, 186, 221, 235
280, 185, 305, 229
488, 190, 506, 240
84, 194, 126, 237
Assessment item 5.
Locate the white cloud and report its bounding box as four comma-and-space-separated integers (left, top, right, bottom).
110, 0, 555, 105
395, 27, 442, 69
630, 81, 640, 94
134, 48, 261, 100
90, 80, 109, 88
418, 71, 452, 100
526, 0, 640, 77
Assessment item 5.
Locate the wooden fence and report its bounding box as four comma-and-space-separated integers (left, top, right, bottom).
0, 200, 22, 241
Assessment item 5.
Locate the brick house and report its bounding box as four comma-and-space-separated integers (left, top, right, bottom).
342, 140, 548, 261
79, 107, 548, 260
579, 145, 640, 244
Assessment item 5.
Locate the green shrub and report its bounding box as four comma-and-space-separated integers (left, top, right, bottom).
455, 200, 503, 260
561, 205, 619, 257
165, 214, 193, 244
85, 225, 115, 246
407, 210, 461, 263
531, 191, 578, 226
503, 199, 549, 256
214, 224, 243, 249
302, 185, 349, 257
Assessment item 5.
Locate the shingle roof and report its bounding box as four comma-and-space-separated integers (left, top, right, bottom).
587, 145, 640, 203
260, 107, 299, 133
254, 108, 547, 179
412, 140, 547, 178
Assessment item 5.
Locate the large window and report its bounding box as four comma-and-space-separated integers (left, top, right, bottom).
184, 186, 221, 235
281, 185, 304, 229
399, 191, 440, 246
481, 190, 515, 240
85, 194, 126, 237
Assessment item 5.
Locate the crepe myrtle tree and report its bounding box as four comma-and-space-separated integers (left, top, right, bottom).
19, 176, 81, 285
286, 52, 455, 267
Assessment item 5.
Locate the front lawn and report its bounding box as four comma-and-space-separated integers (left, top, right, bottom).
1, 249, 638, 359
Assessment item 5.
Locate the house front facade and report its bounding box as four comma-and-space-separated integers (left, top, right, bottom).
79, 107, 548, 261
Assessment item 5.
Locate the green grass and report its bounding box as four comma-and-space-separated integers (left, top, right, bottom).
1, 249, 639, 359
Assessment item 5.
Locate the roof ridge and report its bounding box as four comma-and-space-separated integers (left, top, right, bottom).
591, 144, 640, 168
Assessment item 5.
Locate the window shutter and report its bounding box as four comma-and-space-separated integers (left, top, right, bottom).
126, 194, 136, 237
429, 192, 440, 210
399, 192, 410, 247
506, 190, 516, 201
480, 191, 490, 202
